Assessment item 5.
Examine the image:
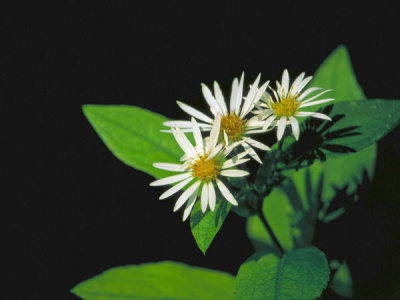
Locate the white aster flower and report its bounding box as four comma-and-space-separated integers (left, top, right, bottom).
255, 69, 334, 141
150, 114, 250, 221
163, 73, 271, 163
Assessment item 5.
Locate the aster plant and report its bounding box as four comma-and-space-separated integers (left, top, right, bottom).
73, 45, 400, 299
164, 73, 270, 163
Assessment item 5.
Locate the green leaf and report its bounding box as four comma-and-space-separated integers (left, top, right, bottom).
83, 104, 182, 179
324, 99, 400, 157
246, 191, 294, 253
330, 261, 353, 298
190, 198, 231, 254
71, 261, 236, 300
247, 45, 380, 251
311, 44, 365, 102
235, 247, 330, 300
302, 44, 375, 203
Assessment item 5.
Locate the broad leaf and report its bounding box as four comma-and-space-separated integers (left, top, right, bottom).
235, 247, 330, 300
303, 45, 375, 202
71, 261, 236, 300
312, 44, 364, 102
190, 198, 231, 254
324, 99, 400, 157
247, 45, 379, 252
83, 104, 182, 179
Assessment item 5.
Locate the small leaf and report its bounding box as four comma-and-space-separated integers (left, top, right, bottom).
235, 247, 330, 300
83, 104, 182, 179
330, 261, 353, 298
190, 198, 231, 254
71, 261, 236, 300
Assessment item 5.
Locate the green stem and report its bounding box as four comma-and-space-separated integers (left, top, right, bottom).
256, 201, 285, 255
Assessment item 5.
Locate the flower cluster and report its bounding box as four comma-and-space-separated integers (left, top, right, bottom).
151, 70, 334, 220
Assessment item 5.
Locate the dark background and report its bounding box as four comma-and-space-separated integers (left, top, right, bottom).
4, 2, 400, 299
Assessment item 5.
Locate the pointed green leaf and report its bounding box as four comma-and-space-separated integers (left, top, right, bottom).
235, 247, 330, 300
83, 104, 182, 179
248, 46, 380, 250
71, 261, 236, 300
325, 99, 400, 157
190, 198, 231, 254
330, 261, 353, 298
311, 44, 365, 102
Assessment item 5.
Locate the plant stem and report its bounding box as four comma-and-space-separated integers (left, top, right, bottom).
256, 205, 285, 255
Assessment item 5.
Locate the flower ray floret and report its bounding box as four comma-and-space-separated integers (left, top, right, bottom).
150, 114, 249, 221
163, 73, 271, 163
255, 69, 334, 140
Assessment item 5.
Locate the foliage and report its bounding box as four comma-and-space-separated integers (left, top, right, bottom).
78, 45, 400, 299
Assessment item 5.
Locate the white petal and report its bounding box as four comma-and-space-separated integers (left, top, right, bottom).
258, 109, 275, 119
174, 180, 201, 212
206, 143, 223, 160
229, 77, 239, 113
172, 128, 197, 158
254, 80, 270, 104
213, 81, 228, 115
223, 141, 241, 156
162, 128, 199, 133
275, 80, 283, 99
201, 183, 208, 213
207, 113, 222, 152
150, 172, 192, 186
177, 101, 213, 124
208, 182, 216, 211
220, 169, 249, 177
297, 87, 322, 100
243, 137, 270, 151
300, 98, 335, 108
263, 115, 276, 130
277, 117, 287, 141
191, 118, 203, 152
300, 89, 332, 104
281, 69, 290, 97
216, 179, 238, 205
261, 91, 270, 102
235, 72, 245, 115
182, 192, 197, 221
159, 177, 193, 199
289, 116, 300, 140
241, 78, 268, 118
290, 72, 305, 95
201, 83, 222, 115
246, 118, 265, 127
223, 130, 228, 146
294, 111, 315, 117
245, 129, 269, 134
294, 76, 312, 94
153, 162, 186, 172
243, 73, 260, 109
295, 111, 332, 121
310, 112, 332, 121
163, 120, 210, 128
242, 142, 262, 164
222, 158, 250, 169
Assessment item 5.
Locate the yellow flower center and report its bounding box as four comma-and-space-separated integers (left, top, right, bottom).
272, 97, 299, 117
220, 113, 245, 141
190, 153, 222, 182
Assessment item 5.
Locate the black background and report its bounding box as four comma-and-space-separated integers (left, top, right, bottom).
4, 2, 400, 299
